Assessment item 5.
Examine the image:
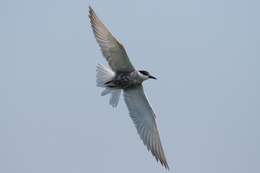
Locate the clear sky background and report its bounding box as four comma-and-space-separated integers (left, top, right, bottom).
0, 0, 259, 172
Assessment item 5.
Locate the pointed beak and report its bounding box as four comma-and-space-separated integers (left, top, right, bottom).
149, 75, 157, 80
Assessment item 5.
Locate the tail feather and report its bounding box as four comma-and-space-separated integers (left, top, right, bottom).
96, 64, 115, 87
101, 88, 111, 96
109, 89, 121, 107
100, 88, 121, 107
96, 64, 121, 107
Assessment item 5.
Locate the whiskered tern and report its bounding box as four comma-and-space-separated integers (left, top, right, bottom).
89, 6, 169, 169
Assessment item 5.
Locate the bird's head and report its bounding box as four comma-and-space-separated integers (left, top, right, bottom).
138, 70, 157, 81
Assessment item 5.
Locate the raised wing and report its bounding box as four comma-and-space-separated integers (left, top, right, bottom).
89, 6, 135, 72
123, 85, 169, 169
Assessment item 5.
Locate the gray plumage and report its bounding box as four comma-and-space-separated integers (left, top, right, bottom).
89, 6, 135, 73
89, 6, 169, 169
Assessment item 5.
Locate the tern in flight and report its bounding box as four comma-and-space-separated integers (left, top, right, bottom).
89, 6, 169, 169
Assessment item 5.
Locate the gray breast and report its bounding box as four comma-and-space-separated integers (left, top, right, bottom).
107, 71, 141, 89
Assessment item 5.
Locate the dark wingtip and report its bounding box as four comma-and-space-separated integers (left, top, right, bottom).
88, 5, 93, 11
88, 6, 95, 19
164, 162, 170, 170
159, 156, 170, 170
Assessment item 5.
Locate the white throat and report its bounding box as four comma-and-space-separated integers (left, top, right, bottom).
137, 71, 149, 81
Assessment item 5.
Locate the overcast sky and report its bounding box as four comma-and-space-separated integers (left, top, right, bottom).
0, 0, 259, 173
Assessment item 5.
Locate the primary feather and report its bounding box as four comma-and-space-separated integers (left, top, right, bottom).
124, 85, 169, 169
89, 7, 135, 73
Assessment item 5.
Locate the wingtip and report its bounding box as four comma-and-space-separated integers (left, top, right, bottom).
159, 159, 170, 170
88, 6, 94, 18
159, 156, 170, 170
88, 5, 93, 12
164, 162, 170, 170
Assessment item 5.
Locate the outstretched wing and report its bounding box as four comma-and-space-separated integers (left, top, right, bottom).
89, 7, 135, 73
123, 85, 169, 169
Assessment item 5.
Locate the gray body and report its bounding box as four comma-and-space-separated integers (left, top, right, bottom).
105, 71, 143, 89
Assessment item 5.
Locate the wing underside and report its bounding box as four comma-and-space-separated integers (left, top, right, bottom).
123, 85, 169, 169
89, 7, 135, 72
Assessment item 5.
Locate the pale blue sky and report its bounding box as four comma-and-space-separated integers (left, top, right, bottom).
0, 0, 259, 173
